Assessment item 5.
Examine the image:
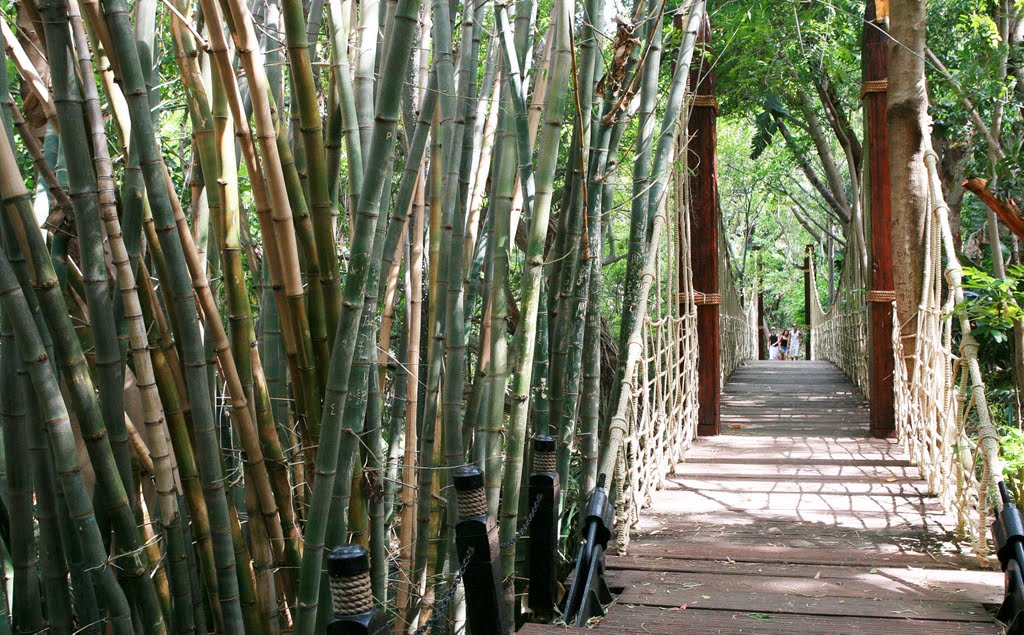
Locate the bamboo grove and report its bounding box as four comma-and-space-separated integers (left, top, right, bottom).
0, 0, 715, 630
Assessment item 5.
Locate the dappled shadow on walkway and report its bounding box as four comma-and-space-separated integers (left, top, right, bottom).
530, 360, 1004, 634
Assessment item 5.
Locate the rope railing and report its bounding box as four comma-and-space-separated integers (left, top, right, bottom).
809, 247, 870, 395
807, 151, 1005, 549
614, 130, 701, 554
720, 241, 758, 381
890, 152, 1004, 547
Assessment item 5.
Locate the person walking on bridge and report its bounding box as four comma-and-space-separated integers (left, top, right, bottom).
790, 326, 802, 359
779, 329, 790, 360
768, 330, 780, 360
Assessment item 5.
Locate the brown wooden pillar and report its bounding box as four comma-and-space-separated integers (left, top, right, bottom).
804, 245, 813, 360
689, 15, 720, 437
757, 290, 766, 360
756, 252, 766, 360
864, 0, 896, 439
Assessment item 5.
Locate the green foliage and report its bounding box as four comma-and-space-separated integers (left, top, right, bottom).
960, 265, 1024, 343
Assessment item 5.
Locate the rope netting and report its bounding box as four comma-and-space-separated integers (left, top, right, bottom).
890, 152, 1004, 547
613, 141, 700, 552
612, 133, 757, 551
809, 247, 870, 394
720, 240, 758, 379
809, 151, 1005, 549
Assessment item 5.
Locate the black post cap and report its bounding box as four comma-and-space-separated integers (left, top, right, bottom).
453, 465, 484, 492
533, 435, 556, 452
327, 544, 370, 578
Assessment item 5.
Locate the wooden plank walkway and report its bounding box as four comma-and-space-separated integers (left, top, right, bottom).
523, 360, 1003, 633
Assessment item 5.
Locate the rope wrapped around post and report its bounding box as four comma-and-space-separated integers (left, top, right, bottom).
528, 436, 560, 621
453, 465, 507, 634
325, 545, 387, 634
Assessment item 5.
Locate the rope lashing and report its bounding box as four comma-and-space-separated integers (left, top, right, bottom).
532, 435, 557, 473
866, 289, 896, 303
453, 465, 488, 518
678, 291, 721, 305
860, 79, 888, 98
326, 545, 375, 616
688, 94, 719, 114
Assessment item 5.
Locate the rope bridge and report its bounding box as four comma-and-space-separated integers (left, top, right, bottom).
610, 138, 757, 556
809, 154, 1006, 548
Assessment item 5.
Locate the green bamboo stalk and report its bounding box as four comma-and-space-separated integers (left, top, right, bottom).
440, 0, 485, 552
0, 234, 133, 635
613, 0, 664, 420
96, 0, 246, 625
38, 0, 132, 509
25, 386, 75, 635
0, 544, 11, 635
354, 0, 379, 165
326, 0, 363, 208
483, 78, 516, 516
68, 2, 197, 626
600, 0, 705, 481
551, 0, 604, 490
495, 0, 537, 223
498, 0, 573, 622
0, 312, 44, 634
4, 96, 166, 635
292, 0, 422, 628
280, 0, 342, 340
376, 74, 438, 293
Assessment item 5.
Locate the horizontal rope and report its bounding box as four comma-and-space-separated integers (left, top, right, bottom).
866, 289, 897, 303
860, 79, 888, 98
678, 291, 721, 305
688, 94, 719, 114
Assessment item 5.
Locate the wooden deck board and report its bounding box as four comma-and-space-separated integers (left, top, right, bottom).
524, 361, 1003, 633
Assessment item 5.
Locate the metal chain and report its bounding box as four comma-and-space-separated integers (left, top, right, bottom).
500, 494, 544, 549
412, 547, 475, 635
411, 494, 544, 634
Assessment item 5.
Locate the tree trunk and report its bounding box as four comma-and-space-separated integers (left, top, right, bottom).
886, 0, 929, 363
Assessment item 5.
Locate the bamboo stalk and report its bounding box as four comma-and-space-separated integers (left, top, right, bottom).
394, 175, 425, 634
281, 0, 342, 340
292, 0, 422, 628
600, 0, 705, 481
96, 0, 248, 624
0, 237, 134, 635
498, 0, 573, 622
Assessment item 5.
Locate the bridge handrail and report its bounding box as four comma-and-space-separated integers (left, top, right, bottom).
808, 237, 870, 395
719, 226, 758, 380
889, 151, 1005, 547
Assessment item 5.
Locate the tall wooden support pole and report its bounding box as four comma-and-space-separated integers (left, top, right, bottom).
804, 245, 813, 360
689, 15, 720, 437
864, 0, 896, 439
756, 254, 766, 360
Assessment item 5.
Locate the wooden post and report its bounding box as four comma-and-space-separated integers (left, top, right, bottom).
756, 253, 766, 360
804, 245, 813, 361
689, 14, 720, 437
757, 290, 766, 360
864, 0, 896, 439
